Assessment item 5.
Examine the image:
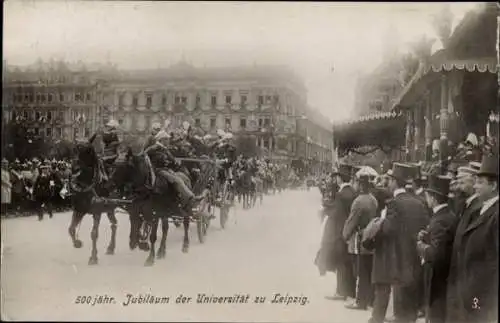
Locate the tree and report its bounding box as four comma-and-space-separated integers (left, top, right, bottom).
431, 4, 454, 49
410, 35, 436, 63
399, 52, 420, 87
4, 121, 50, 161
234, 135, 259, 157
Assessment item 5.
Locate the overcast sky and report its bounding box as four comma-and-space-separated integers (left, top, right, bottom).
3, 1, 478, 122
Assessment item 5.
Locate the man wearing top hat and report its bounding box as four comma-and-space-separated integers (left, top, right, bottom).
368, 162, 430, 323
445, 153, 498, 323
89, 119, 121, 181
322, 163, 357, 302
416, 175, 457, 323
33, 163, 56, 220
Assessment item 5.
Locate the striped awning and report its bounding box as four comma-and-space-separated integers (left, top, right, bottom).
392, 56, 498, 110
333, 112, 405, 150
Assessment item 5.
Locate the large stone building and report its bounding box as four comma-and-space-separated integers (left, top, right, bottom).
2, 60, 334, 166
98, 61, 334, 166
2, 60, 116, 141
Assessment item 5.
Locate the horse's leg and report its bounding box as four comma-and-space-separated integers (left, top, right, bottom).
129, 209, 140, 250
88, 212, 102, 265
68, 211, 85, 248
105, 209, 118, 255
182, 209, 190, 253
145, 215, 158, 266
157, 215, 169, 259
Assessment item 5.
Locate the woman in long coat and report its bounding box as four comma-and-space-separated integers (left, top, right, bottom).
315, 174, 339, 274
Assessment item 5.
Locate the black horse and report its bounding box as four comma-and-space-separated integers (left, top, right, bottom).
112, 148, 196, 266
67, 142, 122, 265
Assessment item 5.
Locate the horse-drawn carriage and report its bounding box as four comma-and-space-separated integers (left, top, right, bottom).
68, 138, 235, 266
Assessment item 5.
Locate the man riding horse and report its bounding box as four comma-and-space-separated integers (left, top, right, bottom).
88, 119, 121, 182
143, 122, 204, 209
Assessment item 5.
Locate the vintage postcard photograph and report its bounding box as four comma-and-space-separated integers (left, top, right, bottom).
1, 1, 498, 322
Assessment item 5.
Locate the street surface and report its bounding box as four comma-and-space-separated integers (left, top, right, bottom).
2, 189, 386, 322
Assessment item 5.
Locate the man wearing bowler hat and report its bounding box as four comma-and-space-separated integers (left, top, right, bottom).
445, 163, 483, 323
324, 163, 357, 302
368, 162, 430, 323
343, 170, 378, 310
416, 175, 457, 323
446, 153, 498, 323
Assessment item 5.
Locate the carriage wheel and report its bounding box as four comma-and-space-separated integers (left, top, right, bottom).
197, 217, 206, 244
196, 196, 209, 244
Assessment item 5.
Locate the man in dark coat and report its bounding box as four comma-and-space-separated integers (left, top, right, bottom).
445, 164, 481, 322
368, 163, 430, 323
343, 172, 378, 310
416, 175, 457, 323
325, 164, 357, 302
33, 164, 57, 220
407, 165, 431, 321
143, 123, 204, 207
446, 154, 498, 323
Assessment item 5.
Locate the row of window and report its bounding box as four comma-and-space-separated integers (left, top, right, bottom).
191, 116, 273, 130
12, 91, 93, 104
29, 126, 91, 139
12, 108, 90, 122
117, 93, 279, 107
112, 115, 274, 132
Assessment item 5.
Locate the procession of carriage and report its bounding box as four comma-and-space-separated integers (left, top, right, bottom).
65, 119, 296, 266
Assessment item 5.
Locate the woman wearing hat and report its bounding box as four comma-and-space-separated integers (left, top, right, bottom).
343, 171, 378, 310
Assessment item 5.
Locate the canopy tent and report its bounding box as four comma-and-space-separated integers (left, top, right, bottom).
333, 111, 405, 155
392, 3, 498, 111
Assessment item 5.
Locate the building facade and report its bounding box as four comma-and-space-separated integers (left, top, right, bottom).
98, 62, 334, 165
2, 60, 114, 142
2, 60, 334, 165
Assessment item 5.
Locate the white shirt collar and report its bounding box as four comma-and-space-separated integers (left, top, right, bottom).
465, 193, 478, 207
415, 187, 424, 195
394, 188, 406, 198
339, 182, 352, 191
433, 204, 448, 214
480, 195, 499, 215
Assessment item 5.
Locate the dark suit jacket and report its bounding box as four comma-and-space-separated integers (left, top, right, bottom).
446, 198, 498, 323
34, 173, 59, 201
372, 191, 430, 285
417, 206, 457, 322
321, 184, 356, 267
446, 195, 481, 322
